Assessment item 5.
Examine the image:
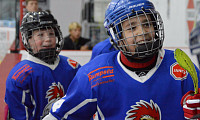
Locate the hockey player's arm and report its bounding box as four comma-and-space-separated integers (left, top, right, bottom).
175, 49, 200, 119
44, 70, 97, 120
180, 64, 200, 119
181, 88, 200, 119
5, 76, 34, 119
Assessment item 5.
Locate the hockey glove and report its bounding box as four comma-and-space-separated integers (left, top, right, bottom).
181, 88, 200, 119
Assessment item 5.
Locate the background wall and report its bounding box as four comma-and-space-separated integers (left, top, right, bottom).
49, 0, 193, 47
151, 0, 188, 47
47, 0, 200, 67
49, 0, 83, 38
0, 0, 199, 64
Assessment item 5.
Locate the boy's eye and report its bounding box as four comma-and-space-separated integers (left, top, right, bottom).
144, 22, 153, 28
126, 26, 136, 31
37, 33, 43, 37
49, 32, 55, 36
144, 23, 149, 27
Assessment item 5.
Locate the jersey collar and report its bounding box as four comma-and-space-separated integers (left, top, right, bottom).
25, 53, 60, 70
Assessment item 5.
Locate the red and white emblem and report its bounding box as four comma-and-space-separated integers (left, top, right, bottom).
67, 58, 79, 69
170, 62, 187, 80
126, 100, 161, 120
42, 82, 65, 118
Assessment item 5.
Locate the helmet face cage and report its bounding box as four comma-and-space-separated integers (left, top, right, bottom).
111, 9, 164, 58
22, 25, 62, 52
105, 0, 164, 58
20, 11, 64, 64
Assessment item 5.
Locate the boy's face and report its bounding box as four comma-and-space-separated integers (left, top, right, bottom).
69, 28, 81, 40
121, 14, 155, 56
29, 28, 56, 54
26, 0, 38, 12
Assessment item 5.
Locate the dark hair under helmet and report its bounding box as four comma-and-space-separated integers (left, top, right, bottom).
104, 0, 164, 58
20, 11, 64, 64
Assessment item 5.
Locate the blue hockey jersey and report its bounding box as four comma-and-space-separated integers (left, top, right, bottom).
90, 38, 118, 60
5, 55, 81, 119
49, 49, 200, 120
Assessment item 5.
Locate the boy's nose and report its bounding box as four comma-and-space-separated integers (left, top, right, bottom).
134, 25, 144, 36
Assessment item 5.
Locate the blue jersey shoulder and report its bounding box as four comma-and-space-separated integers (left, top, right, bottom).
6, 60, 35, 88
81, 51, 118, 74
91, 38, 117, 60
7, 56, 80, 88
59, 55, 81, 69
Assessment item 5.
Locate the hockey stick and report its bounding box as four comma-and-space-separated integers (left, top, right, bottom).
174, 48, 198, 94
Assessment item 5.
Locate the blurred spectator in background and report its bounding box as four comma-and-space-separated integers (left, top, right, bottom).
62, 22, 92, 50
14, 0, 39, 52
25, 0, 39, 12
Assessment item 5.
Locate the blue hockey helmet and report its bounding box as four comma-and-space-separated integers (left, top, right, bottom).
104, 0, 164, 58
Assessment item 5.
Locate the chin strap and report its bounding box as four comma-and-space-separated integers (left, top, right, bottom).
34, 48, 58, 64
133, 40, 161, 58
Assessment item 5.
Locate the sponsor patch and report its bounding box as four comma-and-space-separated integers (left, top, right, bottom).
170, 62, 187, 80
12, 64, 33, 84
67, 59, 78, 69
87, 66, 115, 88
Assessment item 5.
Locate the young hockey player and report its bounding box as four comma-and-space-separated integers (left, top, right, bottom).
44, 0, 200, 119
5, 11, 80, 119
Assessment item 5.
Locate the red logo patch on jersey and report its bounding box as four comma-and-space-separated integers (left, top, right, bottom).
125, 100, 161, 120
46, 82, 65, 103
67, 59, 79, 69
42, 82, 65, 117
170, 62, 187, 80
